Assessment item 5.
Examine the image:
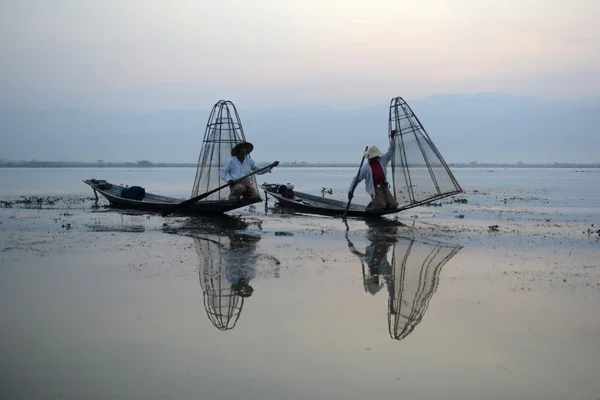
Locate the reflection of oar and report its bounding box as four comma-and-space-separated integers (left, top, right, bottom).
345, 234, 365, 260
345, 232, 369, 292
162, 161, 279, 217
344, 146, 369, 219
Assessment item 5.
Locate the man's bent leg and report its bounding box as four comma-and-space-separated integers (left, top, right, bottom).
366, 187, 387, 211
383, 186, 399, 209
241, 182, 261, 200
229, 183, 247, 200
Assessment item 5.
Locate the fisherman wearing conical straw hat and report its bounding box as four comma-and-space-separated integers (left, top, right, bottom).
349, 132, 399, 211
220, 141, 275, 201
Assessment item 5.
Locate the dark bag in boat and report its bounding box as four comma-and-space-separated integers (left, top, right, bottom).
120, 186, 145, 200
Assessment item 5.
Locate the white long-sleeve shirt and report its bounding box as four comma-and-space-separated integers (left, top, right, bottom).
219, 156, 270, 183
349, 137, 395, 199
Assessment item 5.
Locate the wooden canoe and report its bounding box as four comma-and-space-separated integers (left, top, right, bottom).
84, 179, 260, 215
261, 183, 400, 218
261, 183, 462, 218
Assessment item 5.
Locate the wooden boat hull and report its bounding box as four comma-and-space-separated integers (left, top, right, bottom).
84, 179, 260, 215
261, 183, 462, 218
261, 183, 399, 218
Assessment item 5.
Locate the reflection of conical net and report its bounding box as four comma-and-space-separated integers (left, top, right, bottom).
195, 236, 244, 331
388, 238, 461, 340
191, 100, 258, 201
389, 97, 463, 210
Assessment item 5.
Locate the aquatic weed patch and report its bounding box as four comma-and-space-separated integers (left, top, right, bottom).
1, 195, 97, 210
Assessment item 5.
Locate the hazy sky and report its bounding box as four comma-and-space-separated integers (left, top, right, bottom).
1, 0, 599, 112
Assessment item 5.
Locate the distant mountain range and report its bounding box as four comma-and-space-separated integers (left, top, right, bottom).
1, 93, 599, 164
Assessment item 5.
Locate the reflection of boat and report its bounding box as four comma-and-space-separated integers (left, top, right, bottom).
263, 96, 463, 218
348, 220, 461, 340
84, 179, 259, 215
161, 213, 258, 234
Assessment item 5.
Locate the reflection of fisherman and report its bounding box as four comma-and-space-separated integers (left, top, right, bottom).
347, 222, 397, 298
188, 213, 284, 331
347, 219, 463, 341
194, 230, 262, 331
363, 241, 395, 296
225, 233, 261, 298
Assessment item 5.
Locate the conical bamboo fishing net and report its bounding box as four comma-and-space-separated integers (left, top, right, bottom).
387, 238, 461, 340
191, 100, 259, 201
389, 97, 463, 210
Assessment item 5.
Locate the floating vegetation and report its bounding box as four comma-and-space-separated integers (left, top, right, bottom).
585, 224, 600, 239
423, 202, 443, 207
87, 224, 145, 233
0, 195, 95, 209
13, 196, 57, 206
423, 197, 469, 207
320, 187, 333, 197
502, 196, 548, 204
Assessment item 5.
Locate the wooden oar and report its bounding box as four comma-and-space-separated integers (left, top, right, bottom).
343, 146, 369, 219
162, 161, 279, 217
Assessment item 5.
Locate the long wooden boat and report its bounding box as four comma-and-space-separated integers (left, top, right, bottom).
262, 183, 461, 218
261, 183, 402, 218
84, 179, 260, 215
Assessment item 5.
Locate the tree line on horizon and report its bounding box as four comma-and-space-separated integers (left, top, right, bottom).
1, 159, 599, 168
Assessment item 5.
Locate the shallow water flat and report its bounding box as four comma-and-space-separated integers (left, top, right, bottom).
1, 167, 599, 399
1, 211, 599, 399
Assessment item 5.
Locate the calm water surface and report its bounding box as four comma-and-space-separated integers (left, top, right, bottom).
1, 167, 599, 399
1, 166, 599, 206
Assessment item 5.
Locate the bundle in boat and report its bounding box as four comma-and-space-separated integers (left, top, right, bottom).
388, 238, 461, 340
389, 97, 463, 210
191, 100, 259, 201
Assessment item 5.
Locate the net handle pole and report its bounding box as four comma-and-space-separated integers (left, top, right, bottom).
162, 161, 279, 217
344, 146, 369, 219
